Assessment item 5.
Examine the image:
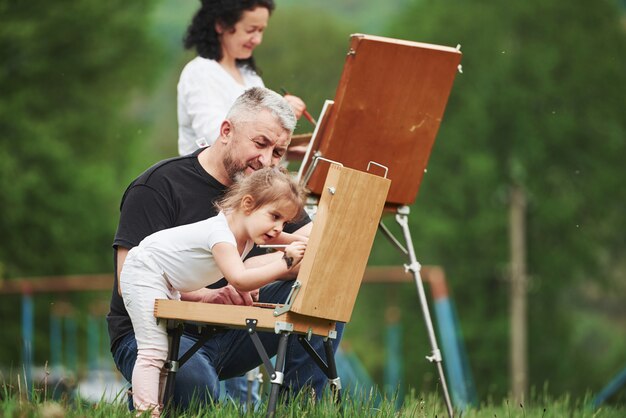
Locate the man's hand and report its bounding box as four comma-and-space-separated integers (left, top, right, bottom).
181, 286, 255, 306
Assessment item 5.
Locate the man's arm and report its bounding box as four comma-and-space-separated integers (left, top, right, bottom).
181, 286, 254, 305
292, 221, 312, 238
116, 246, 129, 296
268, 232, 308, 246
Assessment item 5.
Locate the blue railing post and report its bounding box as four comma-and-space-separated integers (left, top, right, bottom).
21, 290, 34, 398
427, 268, 477, 410
87, 314, 100, 371
50, 310, 63, 374
65, 316, 78, 374
593, 366, 626, 408
384, 305, 403, 408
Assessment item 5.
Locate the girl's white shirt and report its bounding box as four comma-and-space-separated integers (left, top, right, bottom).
132, 211, 253, 292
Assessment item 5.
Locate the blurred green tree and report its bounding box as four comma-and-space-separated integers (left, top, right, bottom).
378, 0, 626, 398
0, 0, 162, 278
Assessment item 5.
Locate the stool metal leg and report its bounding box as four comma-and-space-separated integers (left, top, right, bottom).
323, 338, 342, 403
267, 332, 289, 417
162, 321, 183, 410
297, 335, 342, 405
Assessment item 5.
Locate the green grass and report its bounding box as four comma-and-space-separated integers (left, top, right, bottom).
1, 379, 625, 418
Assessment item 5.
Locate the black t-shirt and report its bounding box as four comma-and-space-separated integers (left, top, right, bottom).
107, 149, 310, 351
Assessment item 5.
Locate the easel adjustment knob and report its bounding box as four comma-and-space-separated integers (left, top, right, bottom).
426, 349, 442, 363
404, 261, 421, 273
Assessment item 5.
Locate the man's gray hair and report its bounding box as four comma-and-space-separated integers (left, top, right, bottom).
226, 87, 296, 133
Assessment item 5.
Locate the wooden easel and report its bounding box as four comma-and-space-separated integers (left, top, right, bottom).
155, 164, 390, 416
298, 34, 463, 418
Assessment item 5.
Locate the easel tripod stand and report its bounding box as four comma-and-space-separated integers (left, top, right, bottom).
380, 206, 454, 418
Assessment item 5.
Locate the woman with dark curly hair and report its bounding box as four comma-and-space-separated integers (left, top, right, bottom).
177, 0, 306, 156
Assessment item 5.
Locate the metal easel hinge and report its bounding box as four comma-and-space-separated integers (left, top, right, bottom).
273, 281, 301, 316
274, 321, 294, 334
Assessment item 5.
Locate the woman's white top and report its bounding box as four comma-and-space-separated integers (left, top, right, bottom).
136, 212, 253, 292
177, 56, 264, 155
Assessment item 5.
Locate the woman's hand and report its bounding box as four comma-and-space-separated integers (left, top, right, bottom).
283, 94, 306, 119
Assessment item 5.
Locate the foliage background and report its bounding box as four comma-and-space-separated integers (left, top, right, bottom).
0, 0, 625, 405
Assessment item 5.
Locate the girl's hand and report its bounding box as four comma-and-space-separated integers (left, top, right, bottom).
285, 240, 307, 268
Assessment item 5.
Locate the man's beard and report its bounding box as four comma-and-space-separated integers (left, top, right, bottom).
223, 150, 263, 183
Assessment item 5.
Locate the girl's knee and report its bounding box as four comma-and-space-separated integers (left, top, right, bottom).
137, 348, 168, 368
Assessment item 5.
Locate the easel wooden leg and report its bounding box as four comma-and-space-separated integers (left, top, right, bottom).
323, 338, 341, 403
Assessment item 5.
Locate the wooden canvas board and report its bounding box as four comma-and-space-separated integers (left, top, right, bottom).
290, 164, 391, 322
299, 34, 462, 206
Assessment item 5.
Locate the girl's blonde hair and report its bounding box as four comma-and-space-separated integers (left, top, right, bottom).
216, 167, 306, 220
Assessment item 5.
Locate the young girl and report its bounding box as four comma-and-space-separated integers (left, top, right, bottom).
119, 166, 307, 416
